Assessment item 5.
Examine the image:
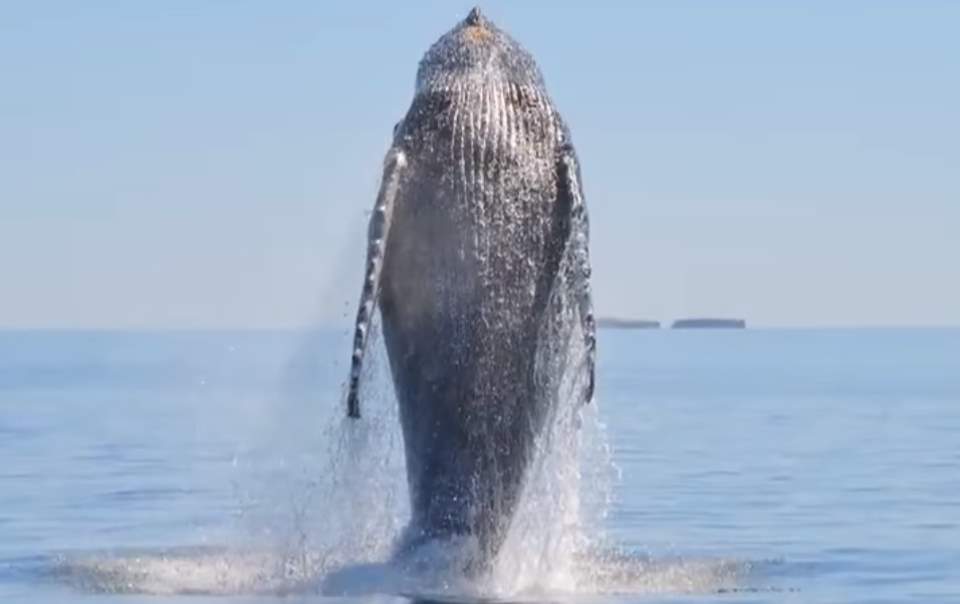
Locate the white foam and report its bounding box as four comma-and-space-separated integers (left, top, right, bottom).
52, 546, 749, 597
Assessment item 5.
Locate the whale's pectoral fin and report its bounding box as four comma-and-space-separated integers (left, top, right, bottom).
557, 143, 597, 403
346, 148, 407, 419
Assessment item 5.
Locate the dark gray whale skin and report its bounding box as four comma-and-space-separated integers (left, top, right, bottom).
345, 7, 595, 565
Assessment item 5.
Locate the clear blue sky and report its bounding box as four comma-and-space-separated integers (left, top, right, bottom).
2, 2, 958, 328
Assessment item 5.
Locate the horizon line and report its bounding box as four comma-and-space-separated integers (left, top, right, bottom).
1, 323, 958, 332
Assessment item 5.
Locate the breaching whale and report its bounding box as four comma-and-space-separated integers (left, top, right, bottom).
345, 7, 596, 566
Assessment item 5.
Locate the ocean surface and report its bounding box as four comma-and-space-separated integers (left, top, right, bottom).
1, 327, 958, 603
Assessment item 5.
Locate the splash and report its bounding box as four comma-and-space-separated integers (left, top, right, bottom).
46, 322, 760, 598
235, 321, 412, 585
48, 547, 756, 597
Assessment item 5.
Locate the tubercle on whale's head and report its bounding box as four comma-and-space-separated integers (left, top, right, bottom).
414, 6, 547, 96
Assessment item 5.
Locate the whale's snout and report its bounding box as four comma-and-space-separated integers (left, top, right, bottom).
461, 6, 494, 44
465, 6, 486, 27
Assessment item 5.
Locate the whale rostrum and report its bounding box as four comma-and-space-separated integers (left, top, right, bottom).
344, 7, 596, 565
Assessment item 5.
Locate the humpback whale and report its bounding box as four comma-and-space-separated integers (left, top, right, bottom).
345, 7, 596, 566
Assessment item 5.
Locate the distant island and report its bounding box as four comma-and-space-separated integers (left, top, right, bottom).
596, 317, 661, 329
671, 318, 746, 329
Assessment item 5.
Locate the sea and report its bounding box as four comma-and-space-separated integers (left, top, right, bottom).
1, 327, 958, 603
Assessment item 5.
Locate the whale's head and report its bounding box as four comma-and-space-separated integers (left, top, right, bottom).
415, 7, 546, 95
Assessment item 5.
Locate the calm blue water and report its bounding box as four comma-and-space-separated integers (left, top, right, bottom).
1, 328, 958, 602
